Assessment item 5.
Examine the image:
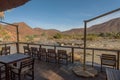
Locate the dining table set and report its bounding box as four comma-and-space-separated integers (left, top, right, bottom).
0, 46, 34, 80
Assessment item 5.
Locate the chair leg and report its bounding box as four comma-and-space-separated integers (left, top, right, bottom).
0, 68, 1, 80
55, 56, 57, 63
39, 55, 41, 61
18, 73, 21, 80
66, 58, 68, 65
11, 72, 15, 80
32, 70, 34, 80
101, 64, 102, 72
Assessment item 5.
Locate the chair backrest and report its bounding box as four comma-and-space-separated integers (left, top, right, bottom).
58, 50, 67, 55
48, 49, 56, 53
1, 46, 10, 55
39, 48, 46, 53
23, 46, 30, 53
101, 54, 116, 61
20, 58, 34, 70
31, 47, 38, 53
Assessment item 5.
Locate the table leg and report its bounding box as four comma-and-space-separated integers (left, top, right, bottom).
5, 64, 10, 80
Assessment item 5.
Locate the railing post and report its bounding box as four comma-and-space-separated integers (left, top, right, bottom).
16, 25, 19, 53
27, 43, 29, 48
71, 47, 74, 63
92, 49, 94, 67
54, 46, 56, 51
16, 42, 19, 53
117, 51, 120, 70
4, 43, 7, 48
39, 45, 41, 48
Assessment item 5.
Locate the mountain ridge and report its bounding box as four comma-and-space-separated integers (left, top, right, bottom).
0, 18, 120, 41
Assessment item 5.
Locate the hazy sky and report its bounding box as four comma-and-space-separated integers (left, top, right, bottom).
3, 0, 120, 31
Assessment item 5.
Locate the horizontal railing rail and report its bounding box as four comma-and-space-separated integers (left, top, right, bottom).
19, 42, 120, 52
0, 42, 120, 69
0, 42, 17, 45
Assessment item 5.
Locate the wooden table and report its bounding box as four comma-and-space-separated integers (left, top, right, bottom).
106, 68, 120, 80
0, 53, 30, 80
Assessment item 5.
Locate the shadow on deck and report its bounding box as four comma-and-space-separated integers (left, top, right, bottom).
34, 60, 106, 80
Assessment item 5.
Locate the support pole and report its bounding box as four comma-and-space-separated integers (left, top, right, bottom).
83, 21, 87, 70
16, 25, 19, 53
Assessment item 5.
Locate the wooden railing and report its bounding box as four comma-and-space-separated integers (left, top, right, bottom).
0, 42, 120, 69
19, 42, 120, 69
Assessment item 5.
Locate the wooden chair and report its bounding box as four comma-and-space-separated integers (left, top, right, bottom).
47, 49, 57, 63
38, 48, 47, 61
57, 50, 71, 65
11, 58, 34, 80
30, 47, 38, 58
23, 46, 31, 56
0, 64, 5, 80
1, 46, 10, 55
100, 54, 116, 71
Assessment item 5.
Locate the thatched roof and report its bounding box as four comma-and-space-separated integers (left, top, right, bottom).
0, 0, 30, 20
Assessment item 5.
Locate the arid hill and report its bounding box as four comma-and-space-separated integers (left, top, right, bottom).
88, 18, 120, 33
0, 18, 120, 41
62, 18, 120, 34
34, 28, 60, 36
62, 28, 84, 35
2, 22, 60, 41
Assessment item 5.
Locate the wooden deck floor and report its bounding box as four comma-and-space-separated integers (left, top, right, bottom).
33, 60, 106, 80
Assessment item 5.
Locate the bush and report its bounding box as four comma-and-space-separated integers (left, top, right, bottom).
87, 35, 98, 41
81, 34, 98, 41
53, 33, 62, 39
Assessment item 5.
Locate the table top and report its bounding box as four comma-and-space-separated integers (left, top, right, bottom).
0, 53, 30, 64
106, 68, 120, 80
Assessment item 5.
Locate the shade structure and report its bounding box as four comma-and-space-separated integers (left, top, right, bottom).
0, 0, 30, 12
73, 8, 120, 77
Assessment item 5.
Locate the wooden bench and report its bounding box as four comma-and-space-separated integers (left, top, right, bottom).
106, 68, 120, 80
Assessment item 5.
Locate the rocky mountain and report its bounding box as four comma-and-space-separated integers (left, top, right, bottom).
88, 18, 120, 33
0, 17, 120, 41
34, 28, 60, 36
62, 28, 84, 35
1, 22, 60, 41
62, 18, 120, 34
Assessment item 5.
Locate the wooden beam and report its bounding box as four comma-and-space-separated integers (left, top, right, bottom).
85, 8, 120, 22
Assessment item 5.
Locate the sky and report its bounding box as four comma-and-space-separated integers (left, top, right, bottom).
3, 0, 120, 31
